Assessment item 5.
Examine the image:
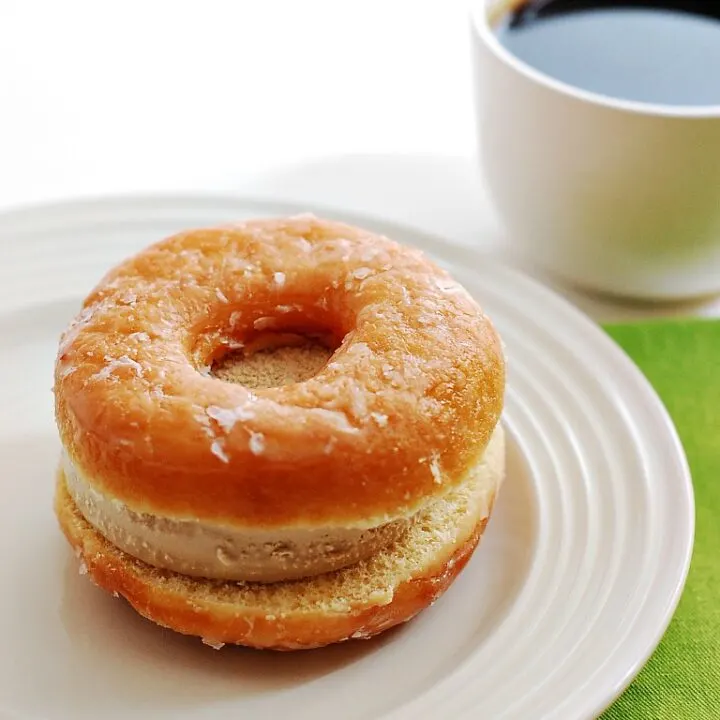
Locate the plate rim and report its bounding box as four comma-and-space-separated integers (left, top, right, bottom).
0, 191, 695, 719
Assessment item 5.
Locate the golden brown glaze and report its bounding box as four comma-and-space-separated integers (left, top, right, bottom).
53, 215, 505, 527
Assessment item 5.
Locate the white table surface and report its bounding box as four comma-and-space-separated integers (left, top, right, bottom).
2, 0, 719, 323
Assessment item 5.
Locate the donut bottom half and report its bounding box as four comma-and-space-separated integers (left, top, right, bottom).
55, 425, 505, 651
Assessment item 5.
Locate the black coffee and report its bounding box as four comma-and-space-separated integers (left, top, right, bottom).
495, 1, 720, 106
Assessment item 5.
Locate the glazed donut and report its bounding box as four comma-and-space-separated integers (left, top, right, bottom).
53, 214, 506, 648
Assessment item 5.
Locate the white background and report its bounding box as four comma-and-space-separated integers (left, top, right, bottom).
1, 0, 718, 320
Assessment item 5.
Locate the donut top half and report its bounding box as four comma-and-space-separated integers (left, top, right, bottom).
55, 215, 505, 535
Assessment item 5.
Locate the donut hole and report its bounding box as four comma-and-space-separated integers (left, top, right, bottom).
210, 330, 336, 389
193, 298, 352, 389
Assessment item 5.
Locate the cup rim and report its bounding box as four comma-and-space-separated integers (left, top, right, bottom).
471, 3, 720, 119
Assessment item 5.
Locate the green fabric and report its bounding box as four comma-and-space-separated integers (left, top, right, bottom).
600, 319, 720, 719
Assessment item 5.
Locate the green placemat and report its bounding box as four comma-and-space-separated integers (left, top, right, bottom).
600, 319, 720, 719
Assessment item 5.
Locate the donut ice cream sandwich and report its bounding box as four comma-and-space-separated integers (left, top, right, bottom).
53, 215, 506, 650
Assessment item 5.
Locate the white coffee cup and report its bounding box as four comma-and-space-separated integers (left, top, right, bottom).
470, 1, 720, 300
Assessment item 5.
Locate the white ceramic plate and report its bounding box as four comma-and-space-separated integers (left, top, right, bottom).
0, 195, 693, 720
